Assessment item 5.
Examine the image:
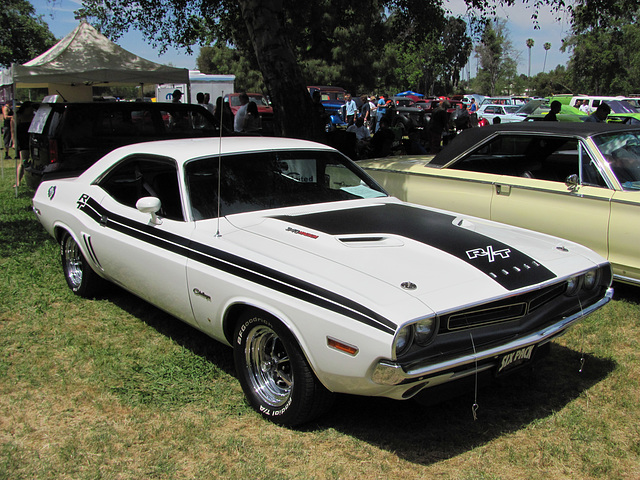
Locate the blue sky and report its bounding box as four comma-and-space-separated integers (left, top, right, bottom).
31, 0, 573, 75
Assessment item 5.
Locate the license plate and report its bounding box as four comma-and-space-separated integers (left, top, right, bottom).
497, 344, 535, 374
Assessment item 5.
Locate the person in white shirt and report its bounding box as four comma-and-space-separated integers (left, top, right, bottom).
346, 117, 371, 157
233, 93, 250, 132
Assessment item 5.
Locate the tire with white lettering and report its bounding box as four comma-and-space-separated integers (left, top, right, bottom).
60, 231, 102, 298
233, 312, 334, 426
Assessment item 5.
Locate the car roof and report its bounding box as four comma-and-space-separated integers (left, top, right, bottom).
87, 136, 336, 174
431, 122, 640, 166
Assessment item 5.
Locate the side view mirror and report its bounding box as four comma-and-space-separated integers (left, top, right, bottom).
136, 196, 163, 225
565, 174, 580, 191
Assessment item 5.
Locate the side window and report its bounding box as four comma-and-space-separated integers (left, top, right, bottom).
131, 109, 157, 135
99, 157, 184, 221
579, 143, 608, 188
453, 135, 608, 186
97, 109, 137, 137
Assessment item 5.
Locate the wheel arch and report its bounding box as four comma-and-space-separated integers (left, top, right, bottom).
221, 301, 328, 388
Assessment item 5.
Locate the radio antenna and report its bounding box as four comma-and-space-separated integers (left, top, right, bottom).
215, 91, 224, 237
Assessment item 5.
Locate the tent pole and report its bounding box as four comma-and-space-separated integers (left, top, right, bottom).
12, 67, 18, 198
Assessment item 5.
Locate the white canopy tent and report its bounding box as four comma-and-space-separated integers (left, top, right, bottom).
6, 20, 189, 100
1, 20, 189, 188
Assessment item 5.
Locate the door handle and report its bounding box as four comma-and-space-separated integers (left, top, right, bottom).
496, 184, 511, 196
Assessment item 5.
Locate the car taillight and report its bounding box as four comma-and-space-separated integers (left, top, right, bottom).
49, 139, 58, 163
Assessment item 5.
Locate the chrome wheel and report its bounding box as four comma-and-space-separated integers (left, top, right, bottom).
63, 234, 84, 291
244, 324, 293, 408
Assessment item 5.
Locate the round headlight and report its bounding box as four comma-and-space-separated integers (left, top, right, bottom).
583, 269, 599, 290
565, 275, 581, 296
394, 325, 413, 357
414, 317, 437, 346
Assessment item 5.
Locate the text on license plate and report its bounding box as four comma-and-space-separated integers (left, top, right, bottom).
498, 345, 535, 373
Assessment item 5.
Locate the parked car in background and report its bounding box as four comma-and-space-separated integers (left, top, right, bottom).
32, 136, 612, 425
477, 104, 523, 123
386, 96, 427, 134
307, 85, 347, 129
26, 100, 221, 189
359, 122, 640, 285
480, 96, 530, 106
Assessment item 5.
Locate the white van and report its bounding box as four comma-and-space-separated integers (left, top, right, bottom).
569, 96, 626, 113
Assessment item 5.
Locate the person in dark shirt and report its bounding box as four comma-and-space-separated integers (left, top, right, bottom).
370, 117, 396, 157
428, 100, 450, 153
543, 100, 562, 121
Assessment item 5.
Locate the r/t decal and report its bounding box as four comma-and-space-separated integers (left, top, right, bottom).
466, 246, 511, 263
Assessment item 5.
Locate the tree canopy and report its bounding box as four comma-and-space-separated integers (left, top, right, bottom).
0, 0, 56, 67
73, 0, 637, 136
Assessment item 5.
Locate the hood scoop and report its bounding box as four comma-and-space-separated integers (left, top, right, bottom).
338, 235, 404, 247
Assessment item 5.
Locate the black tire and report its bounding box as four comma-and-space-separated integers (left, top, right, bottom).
233, 312, 335, 426
60, 231, 102, 298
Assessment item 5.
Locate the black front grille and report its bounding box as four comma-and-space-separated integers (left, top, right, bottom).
447, 303, 527, 330
439, 282, 567, 334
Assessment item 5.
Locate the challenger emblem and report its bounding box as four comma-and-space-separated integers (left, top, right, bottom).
47, 186, 56, 200
466, 245, 511, 263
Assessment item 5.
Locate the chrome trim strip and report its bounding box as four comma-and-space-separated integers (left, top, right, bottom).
613, 274, 640, 286
372, 287, 613, 385
365, 167, 614, 202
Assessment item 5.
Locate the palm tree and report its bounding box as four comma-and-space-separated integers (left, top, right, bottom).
526, 38, 535, 77
543, 42, 551, 73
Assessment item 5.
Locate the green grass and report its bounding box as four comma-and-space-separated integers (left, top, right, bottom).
1, 158, 640, 479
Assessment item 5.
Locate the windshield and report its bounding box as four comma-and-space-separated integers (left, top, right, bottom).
186, 150, 386, 219
248, 95, 269, 107
593, 131, 640, 190
606, 100, 638, 114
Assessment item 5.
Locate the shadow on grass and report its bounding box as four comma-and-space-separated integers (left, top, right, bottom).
86, 282, 615, 466
315, 345, 616, 465
105, 285, 236, 377
0, 218, 52, 257
612, 281, 640, 304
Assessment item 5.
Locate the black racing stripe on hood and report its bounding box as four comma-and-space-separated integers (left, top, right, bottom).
273, 203, 556, 291
76, 195, 396, 334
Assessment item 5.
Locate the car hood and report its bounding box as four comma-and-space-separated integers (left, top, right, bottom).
224, 199, 602, 315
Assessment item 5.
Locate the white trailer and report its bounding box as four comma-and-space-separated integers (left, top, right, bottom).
156, 70, 235, 104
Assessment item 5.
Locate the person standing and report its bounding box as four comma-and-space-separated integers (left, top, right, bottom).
359, 95, 371, 126
171, 89, 183, 103
13, 101, 36, 187
469, 98, 477, 114
203, 93, 215, 114
2, 102, 14, 159
428, 100, 449, 153
584, 103, 611, 123
543, 100, 562, 121
375, 93, 388, 132
233, 93, 250, 132
344, 93, 357, 125
214, 96, 234, 133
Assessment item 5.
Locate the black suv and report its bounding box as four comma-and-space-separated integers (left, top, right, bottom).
26, 101, 222, 189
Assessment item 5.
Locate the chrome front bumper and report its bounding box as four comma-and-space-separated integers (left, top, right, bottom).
372, 287, 614, 386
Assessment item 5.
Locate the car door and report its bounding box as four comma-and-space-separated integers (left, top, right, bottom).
608, 191, 640, 280
86, 155, 198, 326
489, 138, 614, 261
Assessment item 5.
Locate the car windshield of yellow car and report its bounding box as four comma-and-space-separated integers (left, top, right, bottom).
593, 132, 640, 190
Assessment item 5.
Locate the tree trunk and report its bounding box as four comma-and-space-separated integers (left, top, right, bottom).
238, 0, 317, 140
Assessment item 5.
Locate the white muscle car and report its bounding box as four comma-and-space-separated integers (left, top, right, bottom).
32, 136, 613, 426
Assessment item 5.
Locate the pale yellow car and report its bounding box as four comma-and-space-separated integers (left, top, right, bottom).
359, 123, 640, 285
